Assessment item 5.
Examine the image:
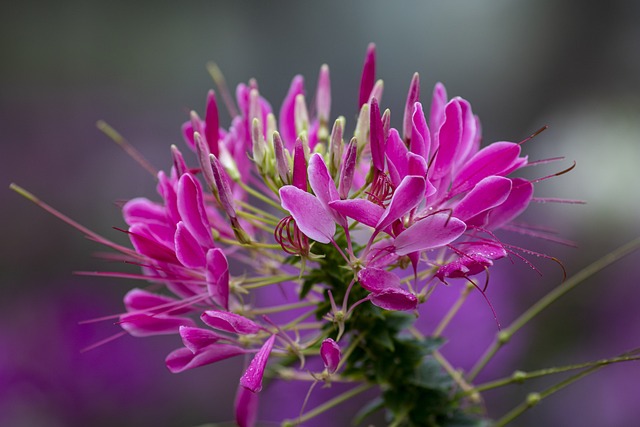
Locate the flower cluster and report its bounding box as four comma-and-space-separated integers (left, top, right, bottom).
20, 44, 571, 426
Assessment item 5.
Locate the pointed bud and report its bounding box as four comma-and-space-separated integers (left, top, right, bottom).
338, 138, 357, 199
209, 153, 237, 218
292, 135, 307, 191
120, 312, 196, 337
368, 79, 384, 105
265, 113, 277, 147
248, 88, 261, 123
273, 131, 290, 185
403, 73, 420, 143
235, 384, 259, 427
369, 98, 385, 172
201, 310, 262, 335
240, 335, 276, 393
206, 248, 230, 309
354, 103, 370, 153
194, 132, 216, 194
320, 338, 341, 374
316, 64, 331, 141
294, 93, 309, 138
328, 116, 345, 178
382, 108, 391, 144
251, 118, 267, 168
358, 43, 376, 108
205, 90, 220, 157
171, 145, 188, 176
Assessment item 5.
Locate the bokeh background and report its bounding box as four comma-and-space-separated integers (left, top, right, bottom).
2, 1, 639, 426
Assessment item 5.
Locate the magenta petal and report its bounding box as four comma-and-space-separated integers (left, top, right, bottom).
369, 98, 385, 172
119, 313, 196, 337
201, 310, 262, 335
279, 75, 305, 149
166, 344, 247, 374
403, 73, 421, 143
429, 82, 448, 141
358, 43, 376, 108
123, 198, 167, 226
315, 64, 331, 123
206, 248, 230, 310
240, 335, 276, 393
487, 178, 534, 229
394, 213, 466, 256
179, 326, 225, 353
177, 173, 214, 248
329, 199, 385, 229
453, 176, 512, 222
157, 171, 180, 224
376, 175, 426, 232
370, 288, 418, 311
357, 267, 401, 293
338, 138, 357, 199
431, 99, 462, 180
410, 102, 430, 160
320, 338, 341, 374
175, 221, 206, 268
128, 223, 178, 263
292, 136, 307, 191
123, 288, 191, 315
451, 142, 522, 195
279, 185, 335, 243
205, 90, 220, 157
235, 383, 259, 427
308, 153, 346, 227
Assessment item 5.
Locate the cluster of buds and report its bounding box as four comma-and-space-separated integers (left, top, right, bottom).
26, 44, 571, 426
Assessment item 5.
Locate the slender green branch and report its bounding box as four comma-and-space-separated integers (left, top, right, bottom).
281, 382, 373, 426
236, 179, 286, 211
250, 300, 318, 316
493, 349, 640, 427
465, 352, 640, 396
468, 236, 640, 381
242, 275, 299, 289
433, 282, 473, 337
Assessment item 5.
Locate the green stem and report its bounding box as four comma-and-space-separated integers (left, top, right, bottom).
466, 352, 640, 396
250, 300, 318, 315
493, 349, 640, 427
433, 282, 473, 337
242, 275, 299, 289
468, 236, 640, 381
281, 382, 373, 426
236, 179, 285, 211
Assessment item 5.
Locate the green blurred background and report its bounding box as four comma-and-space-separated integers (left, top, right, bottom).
2, 1, 639, 426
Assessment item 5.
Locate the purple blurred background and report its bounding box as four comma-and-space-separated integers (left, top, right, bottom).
2, 1, 640, 426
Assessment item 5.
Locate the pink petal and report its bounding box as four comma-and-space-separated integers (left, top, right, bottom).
308, 154, 346, 227
240, 335, 276, 393
122, 198, 167, 226
175, 221, 206, 268
291, 136, 307, 191
123, 288, 191, 315
315, 64, 331, 124
128, 223, 178, 263
358, 43, 376, 108
410, 102, 430, 160
177, 173, 214, 248
338, 138, 357, 199
385, 128, 409, 187
166, 344, 247, 373
376, 176, 426, 232
402, 73, 421, 143
179, 326, 225, 353
451, 142, 522, 195
210, 154, 237, 218
393, 213, 466, 256
370, 288, 418, 311
205, 90, 220, 157
357, 267, 401, 293
201, 310, 262, 335
279, 185, 335, 244
429, 82, 448, 146
453, 176, 512, 222
273, 131, 290, 185
430, 99, 462, 180
119, 313, 195, 337
320, 338, 341, 374
206, 248, 230, 310
487, 178, 534, 229
157, 171, 180, 224
235, 383, 259, 427
436, 242, 507, 280
279, 75, 305, 149
369, 98, 385, 172
171, 145, 188, 176
329, 198, 385, 229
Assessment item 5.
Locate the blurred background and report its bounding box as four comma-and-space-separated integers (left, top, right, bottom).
2, 1, 639, 426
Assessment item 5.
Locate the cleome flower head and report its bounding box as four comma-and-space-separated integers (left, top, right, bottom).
11, 43, 580, 427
